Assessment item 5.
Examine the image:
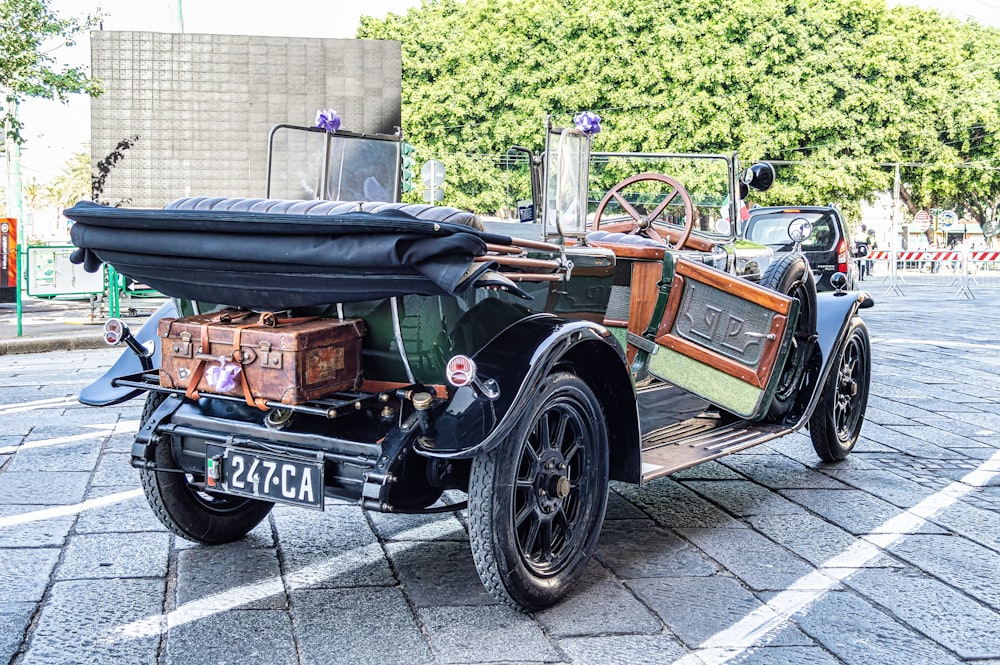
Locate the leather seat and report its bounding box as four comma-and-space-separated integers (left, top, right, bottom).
587, 230, 664, 248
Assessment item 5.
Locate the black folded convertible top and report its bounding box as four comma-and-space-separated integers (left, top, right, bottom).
65, 199, 505, 310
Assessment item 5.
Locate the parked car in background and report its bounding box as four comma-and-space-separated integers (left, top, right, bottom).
744, 206, 857, 291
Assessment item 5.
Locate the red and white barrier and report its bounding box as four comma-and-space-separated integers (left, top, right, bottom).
867, 249, 996, 264
868, 250, 960, 262
863, 248, 998, 299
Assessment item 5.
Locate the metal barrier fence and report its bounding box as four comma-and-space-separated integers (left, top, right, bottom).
865, 250, 1000, 298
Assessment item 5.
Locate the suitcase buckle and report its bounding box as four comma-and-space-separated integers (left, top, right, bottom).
258, 341, 282, 369
170, 331, 193, 358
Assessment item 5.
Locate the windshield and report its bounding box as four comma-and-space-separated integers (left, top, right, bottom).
590, 153, 735, 240
267, 125, 401, 202
543, 127, 590, 237
746, 211, 838, 252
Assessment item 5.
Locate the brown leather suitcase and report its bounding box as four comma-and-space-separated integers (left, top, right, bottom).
158, 310, 364, 408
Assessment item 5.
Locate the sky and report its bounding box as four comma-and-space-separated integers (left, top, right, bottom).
14, 0, 1000, 184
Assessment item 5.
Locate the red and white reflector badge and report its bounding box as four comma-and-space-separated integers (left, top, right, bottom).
445, 355, 477, 387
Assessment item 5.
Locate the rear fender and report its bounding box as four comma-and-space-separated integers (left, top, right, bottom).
78, 300, 176, 406
792, 290, 873, 428
416, 315, 641, 481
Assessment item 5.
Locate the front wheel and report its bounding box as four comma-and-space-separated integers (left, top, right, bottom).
138, 392, 274, 544
810, 318, 871, 462
468, 372, 609, 611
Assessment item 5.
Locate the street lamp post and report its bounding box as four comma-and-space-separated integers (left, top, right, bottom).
885, 163, 904, 296
3, 99, 26, 336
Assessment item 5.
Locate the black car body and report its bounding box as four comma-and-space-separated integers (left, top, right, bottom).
744, 205, 856, 291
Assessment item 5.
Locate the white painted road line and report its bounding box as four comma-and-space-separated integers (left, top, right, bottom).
0, 396, 77, 414
113, 522, 441, 640
0, 489, 144, 528
672, 447, 1000, 665
0, 420, 137, 455
873, 337, 1000, 351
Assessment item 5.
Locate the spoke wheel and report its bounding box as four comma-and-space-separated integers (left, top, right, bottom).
810, 318, 871, 462
138, 393, 273, 544
468, 372, 609, 610
592, 173, 696, 250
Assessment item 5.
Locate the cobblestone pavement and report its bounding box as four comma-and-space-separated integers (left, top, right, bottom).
0, 282, 998, 665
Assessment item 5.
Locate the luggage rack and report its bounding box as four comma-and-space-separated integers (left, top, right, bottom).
112, 370, 407, 419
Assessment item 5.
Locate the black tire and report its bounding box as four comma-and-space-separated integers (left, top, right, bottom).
468, 372, 609, 611
138, 392, 273, 544
760, 254, 818, 422
810, 318, 871, 462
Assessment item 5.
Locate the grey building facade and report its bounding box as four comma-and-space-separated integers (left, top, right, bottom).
90, 31, 401, 208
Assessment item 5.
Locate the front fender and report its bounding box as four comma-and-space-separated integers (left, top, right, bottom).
815, 290, 872, 368
416, 315, 640, 479
78, 300, 176, 406
793, 289, 873, 428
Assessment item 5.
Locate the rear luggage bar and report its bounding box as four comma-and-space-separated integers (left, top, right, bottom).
112, 370, 398, 420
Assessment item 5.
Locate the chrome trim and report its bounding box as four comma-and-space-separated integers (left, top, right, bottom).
390, 297, 416, 383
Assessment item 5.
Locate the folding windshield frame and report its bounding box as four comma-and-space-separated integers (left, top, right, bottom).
266, 124, 403, 202
542, 124, 592, 239
591, 152, 741, 242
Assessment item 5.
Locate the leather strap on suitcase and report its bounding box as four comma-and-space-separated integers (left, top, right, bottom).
184, 311, 319, 410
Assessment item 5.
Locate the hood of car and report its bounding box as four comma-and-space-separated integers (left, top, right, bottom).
731, 238, 773, 279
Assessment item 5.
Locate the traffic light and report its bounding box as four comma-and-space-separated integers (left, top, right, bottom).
401, 141, 415, 193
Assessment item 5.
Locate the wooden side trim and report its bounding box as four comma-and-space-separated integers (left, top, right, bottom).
587, 240, 665, 261
655, 227, 717, 252
360, 380, 449, 399
675, 258, 792, 314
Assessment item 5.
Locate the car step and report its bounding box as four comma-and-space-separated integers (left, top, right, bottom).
639, 418, 789, 482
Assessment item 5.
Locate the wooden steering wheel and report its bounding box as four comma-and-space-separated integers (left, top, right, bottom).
592, 173, 696, 250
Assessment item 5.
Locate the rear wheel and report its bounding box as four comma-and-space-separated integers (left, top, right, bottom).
761, 254, 818, 422
468, 372, 609, 611
810, 318, 870, 462
138, 392, 273, 544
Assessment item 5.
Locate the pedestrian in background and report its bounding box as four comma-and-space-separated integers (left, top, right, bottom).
853, 224, 870, 280
866, 228, 877, 277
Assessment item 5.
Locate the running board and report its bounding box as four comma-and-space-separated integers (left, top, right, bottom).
639, 418, 789, 482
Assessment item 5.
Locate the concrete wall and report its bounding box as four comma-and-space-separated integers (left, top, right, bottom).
90, 31, 401, 208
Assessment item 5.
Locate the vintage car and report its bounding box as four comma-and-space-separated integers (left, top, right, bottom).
66, 119, 873, 611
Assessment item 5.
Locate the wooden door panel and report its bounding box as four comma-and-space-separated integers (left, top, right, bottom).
646, 258, 797, 419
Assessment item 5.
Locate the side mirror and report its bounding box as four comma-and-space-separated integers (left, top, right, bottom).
787, 217, 813, 254
739, 162, 776, 193
787, 217, 813, 243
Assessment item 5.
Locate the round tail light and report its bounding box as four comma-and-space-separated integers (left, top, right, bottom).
445, 355, 477, 387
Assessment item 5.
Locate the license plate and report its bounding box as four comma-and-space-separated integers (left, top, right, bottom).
205, 445, 324, 509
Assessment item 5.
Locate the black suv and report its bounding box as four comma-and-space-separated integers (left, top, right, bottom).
744, 205, 857, 291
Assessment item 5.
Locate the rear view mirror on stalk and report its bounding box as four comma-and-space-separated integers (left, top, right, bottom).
738, 162, 776, 198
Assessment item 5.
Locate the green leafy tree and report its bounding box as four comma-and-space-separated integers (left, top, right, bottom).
44, 147, 90, 209
1, 0, 102, 144
893, 20, 1000, 231
22, 178, 44, 208
360, 0, 1000, 220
